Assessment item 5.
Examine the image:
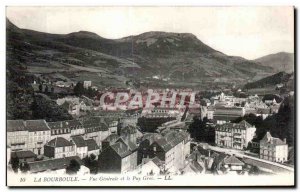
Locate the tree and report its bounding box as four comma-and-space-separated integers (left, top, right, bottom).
44, 85, 49, 93
11, 156, 19, 173
66, 159, 81, 175
188, 117, 214, 143
38, 84, 43, 92
31, 95, 73, 122
74, 82, 84, 96
20, 162, 30, 173
83, 154, 98, 174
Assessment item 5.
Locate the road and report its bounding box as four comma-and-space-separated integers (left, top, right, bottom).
194, 142, 294, 174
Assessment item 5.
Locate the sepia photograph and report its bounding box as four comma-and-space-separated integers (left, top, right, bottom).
5, 6, 295, 187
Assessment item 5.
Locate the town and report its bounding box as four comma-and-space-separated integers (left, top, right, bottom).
7, 76, 294, 177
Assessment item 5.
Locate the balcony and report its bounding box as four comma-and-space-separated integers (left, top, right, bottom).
233, 135, 242, 139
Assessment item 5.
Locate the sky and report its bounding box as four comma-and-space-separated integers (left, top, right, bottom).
6, 6, 294, 60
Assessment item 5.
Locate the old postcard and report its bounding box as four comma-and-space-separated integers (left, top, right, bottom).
6, 6, 295, 187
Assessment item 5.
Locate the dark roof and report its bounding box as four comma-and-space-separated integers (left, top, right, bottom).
46, 137, 74, 147
260, 132, 286, 145
71, 136, 86, 147
25, 120, 50, 132
81, 117, 108, 132
117, 137, 138, 151
11, 150, 37, 159
86, 139, 99, 151
188, 150, 202, 161
7, 120, 26, 132
152, 156, 164, 167
110, 141, 132, 158
213, 153, 228, 167
47, 120, 82, 130
142, 131, 189, 153
154, 138, 172, 152
103, 133, 119, 143
163, 130, 189, 147
142, 133, 162, 145
120, 125, 137, 135
215, 120, 254, 131
28, 156, 82, 173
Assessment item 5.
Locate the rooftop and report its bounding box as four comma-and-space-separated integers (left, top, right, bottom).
46, 137, 74, 148
86, 139, 99, 151
261, 132, 286, 146
7, 120, 26, 132
11, 150, 37, 159
47, 120, 82, 130
25, 120, 51, 132
28, 156, 82, 173
223, 155, 245, 166
71, 135, 86, 147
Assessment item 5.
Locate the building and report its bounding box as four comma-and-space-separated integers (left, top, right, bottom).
101, 134, 120, 151
135, 157, 163, 176
119, 125, 143, 144
11, 150, 37, 163
71, 136, 88, 159
98, 137, 138, 173
81, 117, 110, 149
28, 156, 89, 175
142, 107, 182, 118
83, 81, 92, 89
207, 106, 215, 120
213, 106, 245, 124
138, 130, 191, 173
7, 120, 29, 152
259, 132, 288, 163
86, 139, 100, 158
7, 120, 51, 155
48, 121, 71, 140
215, 120, 256, 150
102, 118, 118, 134
25, 120, 51, 155
212, 153, 245, 174
137, 116, 177, 132
44, 137, 75, 159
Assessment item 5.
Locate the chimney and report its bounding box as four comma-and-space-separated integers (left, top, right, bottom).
283, 138, 287, 144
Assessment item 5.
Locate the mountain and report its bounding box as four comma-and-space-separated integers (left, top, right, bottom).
254, 52, 294, 73
243, 71, 293, 90
6, 19, 273, 89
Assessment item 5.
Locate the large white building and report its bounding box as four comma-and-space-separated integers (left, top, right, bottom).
215, 120, 256, 150
44, 137, 75, 159
7, 120, 51, 155
259, 132, 288, 163
25, 120, 51, 155
7, 120, 29, 152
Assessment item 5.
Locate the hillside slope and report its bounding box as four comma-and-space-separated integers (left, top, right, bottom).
7, 19, 273, 89
244, 71, 293, 90
254, 52, 294, 73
